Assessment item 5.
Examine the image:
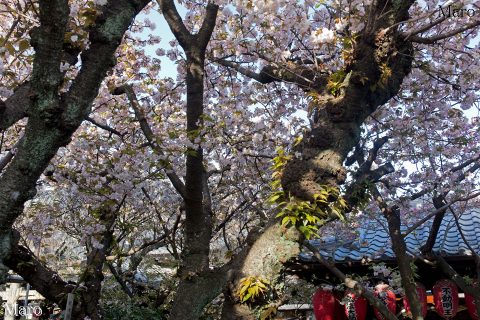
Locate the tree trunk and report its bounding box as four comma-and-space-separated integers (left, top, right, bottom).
0, 0, 151, 282
384, 206, 423, 320
170, 51, 212, 319
159, 2, 219, 318
221, 222, 301, 320
221, 1, 414, 317
78, 207, 117, 320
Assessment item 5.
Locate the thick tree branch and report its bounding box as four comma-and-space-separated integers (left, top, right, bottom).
29, 0, 69, 119
60, 0, 151, 130
450, 154, 480, 173
4, 230, 70, 305
157, 0, 192, 48
420, 195, 447, 255
373, 187, 423, 320
196, 2, 219, 51
0, 136, 23, 172
0, 83, 31, 131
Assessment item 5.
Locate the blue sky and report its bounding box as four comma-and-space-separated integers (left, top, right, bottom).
137, 4, 187, 78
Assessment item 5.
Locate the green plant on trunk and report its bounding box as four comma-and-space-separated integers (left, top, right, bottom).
269, 148, 348, 239
237, 276, 270, 304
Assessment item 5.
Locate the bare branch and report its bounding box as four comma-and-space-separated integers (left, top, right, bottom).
410, 20, 480, 44
345, 136, 393, 208
107, 234, 168, 260
403, 16, 448, 40
404, 192, 480, 237
410, 154, 480, 201
214, 199, 249, 233
215, 59, 276, 84
0, 83, 31, 131
450, 206, 478, 256
85, 116, 123, 137
106, 262, 133, 298
215, 57, 326, 89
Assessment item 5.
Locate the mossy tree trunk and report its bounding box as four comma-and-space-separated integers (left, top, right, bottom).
220, 1, 416, 318
0, 0, 151, 317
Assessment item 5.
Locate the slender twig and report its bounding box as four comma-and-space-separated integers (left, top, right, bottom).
404, 192, 480, 237
85, 117, 123, 138
410, 20, 480, 44
113, 85, 186, 199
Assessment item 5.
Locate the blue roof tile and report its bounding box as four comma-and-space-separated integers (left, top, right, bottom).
301, 211, 480, 262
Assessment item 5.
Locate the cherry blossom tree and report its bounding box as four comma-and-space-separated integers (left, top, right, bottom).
1, 0, 480, 319
0, 0, 153, 318
196, 0, 479, 319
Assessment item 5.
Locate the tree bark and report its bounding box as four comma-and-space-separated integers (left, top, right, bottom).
158, 1, 219, 319
420, 195, 447, 255
0, 83, 31, 131
281, 1, 414, 203
0, 0, 70, 283
384, 206, 423, 320
0, 0, 151, 293
221, 222, 301, 320
77, 206, 117, 320
221, 1, 415, 318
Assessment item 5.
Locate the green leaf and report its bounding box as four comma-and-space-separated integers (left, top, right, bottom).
18, 39, 30, 51
242, 293, 252, 302
5, 42, 15, 55
281, 216, 290, 226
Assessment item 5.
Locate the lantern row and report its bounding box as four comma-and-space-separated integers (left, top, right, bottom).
312, 279, 479, 320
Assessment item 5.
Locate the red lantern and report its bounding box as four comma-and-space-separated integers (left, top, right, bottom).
433, 279, 459, 319
312, 288, 338, 320
403, 283, 428, 318
373, 284, 396, 320
465, 293, 479, 320
344, 291, 367, 320
335, 294, 347, 320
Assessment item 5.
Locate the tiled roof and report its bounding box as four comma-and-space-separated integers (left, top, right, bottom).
300, 211, 480, 262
